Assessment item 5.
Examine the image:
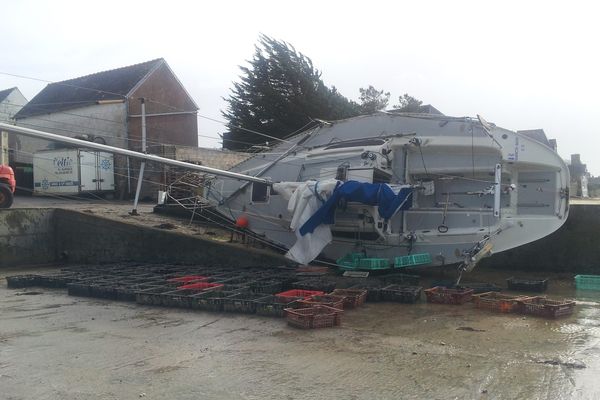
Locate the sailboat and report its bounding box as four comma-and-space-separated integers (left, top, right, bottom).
210, 112, 570, 270
0, 111, 569, 272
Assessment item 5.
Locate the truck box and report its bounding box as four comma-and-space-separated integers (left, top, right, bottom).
33, 148, 115, 194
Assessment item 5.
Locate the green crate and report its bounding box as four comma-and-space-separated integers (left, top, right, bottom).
357, 258, 390, 270
336, 253, 365, 269
394, 253, 432, 268
575, 275, 600, 291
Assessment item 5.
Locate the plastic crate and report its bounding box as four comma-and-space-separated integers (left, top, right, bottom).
222, 293, 269, 314
190, 290, 238, 312
380, 285, 423, 303
275, 289, 325, 302
350, 281, 386, 302
6, 274, 42, 288
330, 289, 368, 308
167, 275, 210, 284
255, 296, 297, 317
358, 258, 390, 270
298, 294, 345, 310
424, 286, 474, 305
249, 280, 284, 294
472, 292, 531, 313
506, 277, 548, 292
516, 296, 576, 318
336, 253, 366, 269
431, 280, 502, 294
284, 305, 343, 329
177, 282, 224, 291
574, 275, 600, 291
293, 279, 337, 293
380, 273, 420, 286
394, 253, 432, 268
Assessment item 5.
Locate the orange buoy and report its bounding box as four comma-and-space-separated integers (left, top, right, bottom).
235, 215, 249, 228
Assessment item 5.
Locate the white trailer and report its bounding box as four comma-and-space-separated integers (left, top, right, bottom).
33, 148, 115, 194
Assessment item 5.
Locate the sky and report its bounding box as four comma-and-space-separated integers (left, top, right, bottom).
1, 0, 599, 174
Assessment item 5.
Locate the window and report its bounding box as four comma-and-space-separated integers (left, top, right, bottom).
251, 182, 269, 203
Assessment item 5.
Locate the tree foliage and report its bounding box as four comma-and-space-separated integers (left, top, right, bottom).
393, 93, 423, 112
222, 35, 360, 150
358, 85, 390, 114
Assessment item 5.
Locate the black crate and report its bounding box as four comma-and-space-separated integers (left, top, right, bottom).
249, 280, 284, 294
380, 285, 423, 303
190, 290, 238, 312
293, 278, 337, 293
255, 296, 298, 318
350, 281, 386, 302
6, 274, 42, 288
507, 277, 548, 292
431, 280, 502, 294
222, 293, 270, 314
379, 273, 421, 286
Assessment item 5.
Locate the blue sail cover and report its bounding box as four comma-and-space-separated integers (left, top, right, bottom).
299, 181, 413, 236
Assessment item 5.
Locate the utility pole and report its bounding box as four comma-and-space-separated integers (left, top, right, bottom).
130, 98, 147, 215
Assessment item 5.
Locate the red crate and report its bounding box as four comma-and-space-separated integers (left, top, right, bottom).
424, 286, 473, 305
515, 296, 576, 318
275, 289, 324, 303
284, 305, 343, 329
298, 294, 345, 310
330, 289, 367, 308
472, 292, 532, 313
167, 275, 209, 283
177, 282, 224, 291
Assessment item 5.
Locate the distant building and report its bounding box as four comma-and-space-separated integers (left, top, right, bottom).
11, 58, 198, 198
568, 154, 589, 197
0, 87, 27, 185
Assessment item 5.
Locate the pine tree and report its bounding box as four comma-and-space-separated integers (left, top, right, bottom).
222, 35, 360, 150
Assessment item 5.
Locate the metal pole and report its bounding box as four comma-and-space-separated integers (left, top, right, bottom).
130, 98, 147, 215
0, 123, 270, 184
0, 130, 6, 165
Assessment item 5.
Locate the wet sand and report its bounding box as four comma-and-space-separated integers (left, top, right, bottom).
1, 266, 599, 400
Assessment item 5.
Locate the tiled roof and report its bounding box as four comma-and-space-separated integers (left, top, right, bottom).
15, 59, 164, 119
0, 87, 17, 103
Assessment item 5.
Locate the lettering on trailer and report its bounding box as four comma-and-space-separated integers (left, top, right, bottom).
52, 156, 74, 175
35, 179, 80, 189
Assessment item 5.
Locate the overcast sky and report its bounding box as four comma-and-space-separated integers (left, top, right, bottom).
1, 0, 598, 174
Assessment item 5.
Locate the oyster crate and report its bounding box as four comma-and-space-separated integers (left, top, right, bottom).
431, 280, 502, 294
255, 296, 298, 317
222, 292, 270, 314
574, 275, 600, 291
472, 292, 531, 313
380, 273, 421, 286
506, 277, 548, 292
6, 274, 42, 288
516, 297, 576, 318
298, 294, 345, 310
394, 253, 432, 268
350, 281, 387, 302
284, 305, 343, 329
336, 253, 366, 270
380, 285, 423, 303
424, 286, 474, 305
275, 289, 325, 302
191, 290, 239, 312
177, 282, 224, 291
167, 275, 210, 284
293, 278, 337, 293
357, 258, 390, 270
249, 279, 284, 294
330, 289, 368, 308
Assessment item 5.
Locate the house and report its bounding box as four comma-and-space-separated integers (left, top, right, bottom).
11, 58, 198, 198
0, 87, 27, 186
